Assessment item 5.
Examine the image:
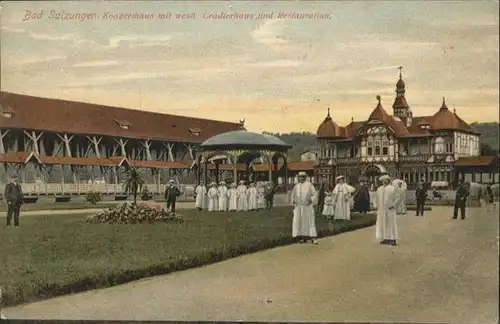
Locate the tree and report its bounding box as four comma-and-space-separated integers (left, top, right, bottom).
480, 143, 498, 156
122, 166, 145, 204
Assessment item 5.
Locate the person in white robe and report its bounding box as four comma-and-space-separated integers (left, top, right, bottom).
291, 171, 319, 244
207, 182, 219, 212
374, 175, 401, 246
333, 176, 356, 220
322, 191, 334, 219
237, 180, 249, 211
393, 180, 407, 215
195, 182, 207, 211
217, 181, 228, 212
247, 183, 258, 211
227, 183, 238, 211
256, 182, 266, 210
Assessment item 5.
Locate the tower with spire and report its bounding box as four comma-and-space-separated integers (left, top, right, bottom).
392, 65, 413, 127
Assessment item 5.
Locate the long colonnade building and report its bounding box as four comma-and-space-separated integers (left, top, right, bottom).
0, 91, 245, 195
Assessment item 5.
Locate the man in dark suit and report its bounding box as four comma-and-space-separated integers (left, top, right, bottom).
415, 182, 427, 216
264, 182, 276, 210
164, 179, 181, 214
453, 179, 469, 220
4, 174, 24, 227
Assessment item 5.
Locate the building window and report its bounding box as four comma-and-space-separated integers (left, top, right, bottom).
375, 140, 381, 156
382, 140, 389, 155
354, 147, 359, 157
189, 128, 201, 136
445, 142, 452, 153
367, 141, 373, 156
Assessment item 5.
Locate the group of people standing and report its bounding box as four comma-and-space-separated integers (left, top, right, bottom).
290, 172, 409, 246
194, 180, 276, 212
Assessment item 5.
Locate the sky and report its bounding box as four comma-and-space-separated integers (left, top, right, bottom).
1, 1, 498, 133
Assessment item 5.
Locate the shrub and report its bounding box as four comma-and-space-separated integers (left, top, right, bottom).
85, 191, 103, 205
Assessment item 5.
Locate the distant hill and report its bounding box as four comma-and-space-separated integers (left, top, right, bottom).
263, 131, 316, 162
471, 122, 499, 151
266, 122, 499, 161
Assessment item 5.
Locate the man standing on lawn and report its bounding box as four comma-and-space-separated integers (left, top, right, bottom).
264, 181, 276, 210
164, 179, 181, 215
4, 174, 23, 227
374, 175, 400, 246
415, 182, 427, 216
452, 179, 469, 220
291, 171, 319, 244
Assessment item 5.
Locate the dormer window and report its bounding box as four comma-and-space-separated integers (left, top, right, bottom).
114, 119, 131, 130
189, 128, 201, 136
1, 106, 14, 119
419, 124, 430, 130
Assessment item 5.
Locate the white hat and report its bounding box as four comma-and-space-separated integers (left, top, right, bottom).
219, 181, 226, 185
210, 182, 217, 186
168, 179, 175, 183
239, 180, 245, 184
379, 174, 391, 182
298, 171, 307, 177
336, 175, 344, 181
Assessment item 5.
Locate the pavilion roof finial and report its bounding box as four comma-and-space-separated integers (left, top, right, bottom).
327, 107, 330, 117
398, 65, 403, 79
376, 95, 381, 105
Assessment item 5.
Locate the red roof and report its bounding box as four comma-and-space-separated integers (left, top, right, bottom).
288, 161, 314, 171
315, 99, 478, 140
39, 155, 128, 166
130, 160, 192, 169
317, 109, 344, 138
455, 156, 497, 166
0, 151, 39, 164
0, 91, 244, 142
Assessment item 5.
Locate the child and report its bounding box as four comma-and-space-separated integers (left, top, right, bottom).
322, 191, 334, 219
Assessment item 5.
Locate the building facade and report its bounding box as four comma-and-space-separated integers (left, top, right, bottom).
300, 150, 317, 162
314, 69, 498, 188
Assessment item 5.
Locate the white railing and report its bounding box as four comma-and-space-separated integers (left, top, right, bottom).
0, 183, 196, 199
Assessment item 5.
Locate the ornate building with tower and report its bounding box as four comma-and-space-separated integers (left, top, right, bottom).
314, 67, 498, 189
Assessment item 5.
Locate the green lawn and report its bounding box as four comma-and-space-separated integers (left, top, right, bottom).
0, 202, 118, 212
0, 207, 376, 307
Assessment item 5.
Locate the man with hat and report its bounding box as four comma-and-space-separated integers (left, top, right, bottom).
164, 179, 181, 215
4, 174, 24, 227
374, 174, 401, 246
291, 171, 319, 244
333, 175, 355, 220
236, 180, 248, 211
453, 178, 469, 220
353, 179, 370, 214
415, 182, 427, 216
217, 181, 228, 212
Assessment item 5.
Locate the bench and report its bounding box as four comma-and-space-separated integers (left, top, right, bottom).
23, 196, 39, 204
114, 195, 128, 201
55, 196, 72, 203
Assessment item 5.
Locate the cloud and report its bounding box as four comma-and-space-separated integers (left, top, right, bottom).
107, 35, 172, 48
73, 60, 120, 68
244, 60, 303, 68
251, 19, 289, 47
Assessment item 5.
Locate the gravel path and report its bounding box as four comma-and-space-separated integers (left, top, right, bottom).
2, 206, 498, 322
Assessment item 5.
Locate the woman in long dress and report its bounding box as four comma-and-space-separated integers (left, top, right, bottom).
257, 182, 266, 210
217, 181, 228, 212
247, 183, 258, 211
207, 182, 219, 212
195, 182, 207, 211
322, 191, 334, 219
227, 183, 239, 211
237, 180, 249, 211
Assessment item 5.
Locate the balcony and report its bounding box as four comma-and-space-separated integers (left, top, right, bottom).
336, 157, 361, 165
398, 154, 431, 163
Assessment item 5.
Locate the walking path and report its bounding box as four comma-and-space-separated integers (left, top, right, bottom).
2, 206, 499, 322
